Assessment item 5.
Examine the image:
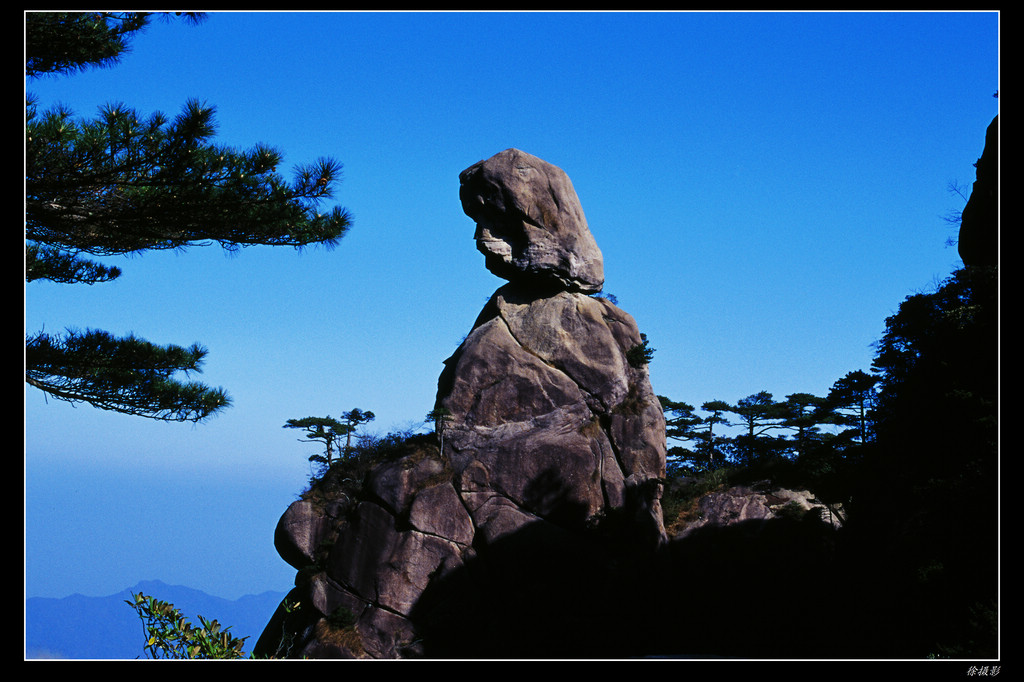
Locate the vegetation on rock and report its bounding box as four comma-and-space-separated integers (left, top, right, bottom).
657, 262, 997, 658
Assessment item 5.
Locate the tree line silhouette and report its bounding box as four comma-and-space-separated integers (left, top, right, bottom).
660, 263, 997, 658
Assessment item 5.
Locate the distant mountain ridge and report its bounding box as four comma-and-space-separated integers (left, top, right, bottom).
25, 580, 287, 659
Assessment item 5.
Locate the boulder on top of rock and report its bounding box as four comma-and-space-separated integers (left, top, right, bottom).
459, 148, 604, 294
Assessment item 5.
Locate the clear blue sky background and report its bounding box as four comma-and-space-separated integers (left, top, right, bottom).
25, 11, 998, 601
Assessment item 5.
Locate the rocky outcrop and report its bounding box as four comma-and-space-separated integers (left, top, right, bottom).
254, 437, 461, 659
958, 115, 998, 267
255, 150, 667, 659
670, 483, 843, 540
442, 148, 666, 554
443, 148, 665, 548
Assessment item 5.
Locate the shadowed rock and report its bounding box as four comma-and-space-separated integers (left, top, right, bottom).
958, 115, 998, 267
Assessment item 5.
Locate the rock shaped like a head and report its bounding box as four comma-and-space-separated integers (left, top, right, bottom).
459, 148, 604, 294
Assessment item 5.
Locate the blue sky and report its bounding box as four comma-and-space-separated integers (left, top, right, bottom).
24, 11, 999, 601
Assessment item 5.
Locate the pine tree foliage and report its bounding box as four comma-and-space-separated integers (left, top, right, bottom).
25, 11, 152, 79
26, 95, 352, 263
822, 369, 879, 443
25, 328, 229, 422
284, 409, 376, 469
25, 12, 352, 422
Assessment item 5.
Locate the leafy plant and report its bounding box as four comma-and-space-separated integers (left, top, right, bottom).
25, 12, 351, 423
126, 592, 248, 659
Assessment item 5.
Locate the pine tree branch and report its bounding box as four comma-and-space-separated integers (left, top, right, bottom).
25, 329, 230, 422
26, 98, 352, 257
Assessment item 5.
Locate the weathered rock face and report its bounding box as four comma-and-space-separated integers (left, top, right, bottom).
459, 148, 604, 294
255, 150, 666, 659
436, 283, 667, 546
255, 439, 464, 659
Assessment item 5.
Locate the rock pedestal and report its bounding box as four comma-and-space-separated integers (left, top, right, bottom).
436, 283, 667, 547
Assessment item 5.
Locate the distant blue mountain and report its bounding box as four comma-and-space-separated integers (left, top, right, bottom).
25, 580, 287, 659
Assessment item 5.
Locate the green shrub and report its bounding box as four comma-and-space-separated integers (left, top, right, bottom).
126, 592, 248, 659
626, 333, 655, 368
327, 606, 358, 630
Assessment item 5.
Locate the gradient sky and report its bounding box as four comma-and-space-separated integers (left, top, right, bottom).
24, 10, 999, 601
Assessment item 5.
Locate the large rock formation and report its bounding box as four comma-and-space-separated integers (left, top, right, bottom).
442, 148, 666, 553
255, 149, 667, 659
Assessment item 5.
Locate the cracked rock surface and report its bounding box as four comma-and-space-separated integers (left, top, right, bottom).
436, 283, 667, 541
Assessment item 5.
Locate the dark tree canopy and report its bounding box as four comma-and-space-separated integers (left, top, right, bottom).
823, 369, 878, 443
25, 11, 352, 422
25, 11, 153, 79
